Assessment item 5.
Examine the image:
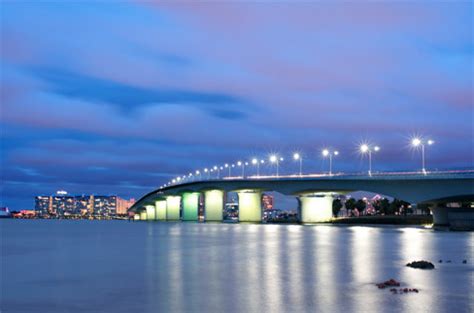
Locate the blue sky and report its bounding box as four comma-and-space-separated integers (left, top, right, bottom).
1, 1, 473, 209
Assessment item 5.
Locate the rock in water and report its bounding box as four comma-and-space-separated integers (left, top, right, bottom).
406, 260, 435, 269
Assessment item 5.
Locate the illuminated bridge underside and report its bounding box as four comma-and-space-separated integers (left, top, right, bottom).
300, 194, 334, 223
182, 192, 200, 221
238, 190, 262, 222
155, 200, 166, 221
166, 196, 181, 221
204, 190, 224, 222
130, 172, 474, 225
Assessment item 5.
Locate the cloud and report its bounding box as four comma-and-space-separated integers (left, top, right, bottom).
28, 67, 253, 119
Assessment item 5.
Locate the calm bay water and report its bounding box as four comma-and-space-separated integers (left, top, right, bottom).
1, 220, 473, 313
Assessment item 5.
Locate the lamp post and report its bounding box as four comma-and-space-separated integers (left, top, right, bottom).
195, 170, 201, 180
204, 168, 209, 179
213, 166, 219, 178
293, 153, 302, 176
224, 164, 230, 177
360, 144, 380, 176
322, 149, 338, 176
412, 138, 434, 174
270, 155, 283, 177
237, 161, 243, 178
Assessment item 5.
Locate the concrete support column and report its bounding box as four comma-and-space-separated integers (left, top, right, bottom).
146, 205, 156, 220
166, 196, 181, 221
155, 200, 167, 221
238, 190, 262, 222
299, 194, 333, 223
431, 206, 449, 226
133, 213, 141, 221
204, 190, 224, 222
139, 210, 147, 221
182, 192, 200, 221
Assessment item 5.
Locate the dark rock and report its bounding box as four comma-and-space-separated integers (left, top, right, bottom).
376, 278, 400, 289
406, 260, 435, 269
462, 260, 467, 264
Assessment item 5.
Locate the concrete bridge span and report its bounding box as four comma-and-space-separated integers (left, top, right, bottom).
129, 171, 474, 227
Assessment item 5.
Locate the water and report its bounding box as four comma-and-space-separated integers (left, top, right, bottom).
1, 220, 473, 313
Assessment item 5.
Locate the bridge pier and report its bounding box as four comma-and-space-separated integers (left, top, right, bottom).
299, 193, 333, 223
155, 200, 167, 221
238, 190, 262, 222
182, 192, 200, 221
139, 210, 148, 221
146, 205, 156, 220
431, 206, 449, 226
166, 196, 181, 221
204, 190, 224, 222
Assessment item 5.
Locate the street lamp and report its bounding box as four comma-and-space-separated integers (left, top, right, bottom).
293, 153, 303, 177
213, 165, 220, 178
224, 163, 230, 177
270, 155, 282, 177
252, 158, 260, 176
204, 168, 209, 179
236, 161, 244, 178
360, 144, 379, 176
322, 149, 338, 176
412, 138, 434, 174
195, 170, 201, 180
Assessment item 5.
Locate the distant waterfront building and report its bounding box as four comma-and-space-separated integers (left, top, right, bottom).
262, 194, 274, 210
35, 196, 52, 215
116, 197, 136, 215
34, 191, 134, 218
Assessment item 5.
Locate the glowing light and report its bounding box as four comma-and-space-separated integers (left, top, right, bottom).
412, 138, 421, 147
172, 179, 176, 183
427, 140, 434, 145
245, 162, 248, 166
252, 158, 258, 165
293, 153, 300, 160
322, 149, 329, 157
360, 144, 369, 153
334, 151, 339, 156
177, 177, 181, 182
224, 163, 229, 168
237, 161, 242, 166
232, 164, 235, 167
220, 166, 223, 170
195, 170, 200, 174
213, 166, 218, 170
374, 146, 380, 152
204, 168, 208, 172
260, 160, 265, 164
270, 155, 277, 163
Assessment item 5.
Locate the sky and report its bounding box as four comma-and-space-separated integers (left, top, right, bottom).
1, 1, 473, 210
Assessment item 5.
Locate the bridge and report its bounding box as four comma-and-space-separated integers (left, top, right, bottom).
129, 170, 474, 227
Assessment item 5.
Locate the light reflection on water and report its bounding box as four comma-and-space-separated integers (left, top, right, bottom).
1, 220, 473, 313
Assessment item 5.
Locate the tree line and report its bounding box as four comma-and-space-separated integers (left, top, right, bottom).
332, 197, 429, 217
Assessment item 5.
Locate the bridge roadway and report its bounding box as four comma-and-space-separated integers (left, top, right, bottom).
129, 170, 474, 227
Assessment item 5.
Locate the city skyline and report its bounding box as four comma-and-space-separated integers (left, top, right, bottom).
1, 2, 473, 210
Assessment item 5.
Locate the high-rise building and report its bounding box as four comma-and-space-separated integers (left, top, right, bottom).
93, 195, 117, 217
35, 196, 52, 215
75, 195, 92, 216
